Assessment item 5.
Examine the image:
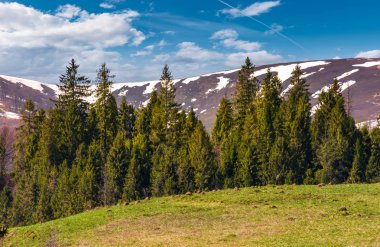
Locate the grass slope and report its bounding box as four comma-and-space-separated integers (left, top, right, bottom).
2, 184, 380, 246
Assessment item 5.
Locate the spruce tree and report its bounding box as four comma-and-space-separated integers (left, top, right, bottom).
104, 130, 131, 204
123, 133, 151, 201
51, 161, 71, 218
0, 186, 12, 232
367, 128, 380, 182
212, 97, 233, 145
254, 70, 283, 183
118, 97, 136, 139
56, 59, 91, 111
348, 139, 366, 183
94, 63, 118, 163
159, 65, 177, 121
188, 122, 216, 191
313, 80, 356, 183
54, 59, 91, 165
86, 140, 103, 205
220, 137, 238, 188
234, 57, 258, 130
284, 66, 312, 184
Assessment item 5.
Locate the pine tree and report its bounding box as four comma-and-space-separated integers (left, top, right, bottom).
159, 65, 177, 122
151, 143, 179, 196
367, 128, 380, 182
86, 140, 103, 205
11, 100, 42, 226
188, 122, 216, 191
118, 96, 136, 139
54, 59, 91, 165
313, 81, 356, 183
348, 138, 366, 183
0, 186, 12, 232
51, 161, 71, 218
234, 57, 258, 130
237, 98, 259, 187
212, 97, 233, 145
220, 137, 238, 188
123, 133, 151, 201
284, 66, 313, 184
104, 131, 131, 204
94, 63, 118, 163
56, 59, 91, 111
254, 70, 283, 183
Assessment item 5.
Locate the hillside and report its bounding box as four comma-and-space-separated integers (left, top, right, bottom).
1, 58, 380, 130
2, 184, 379, 246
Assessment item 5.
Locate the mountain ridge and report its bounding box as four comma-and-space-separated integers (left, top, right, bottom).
1, 57, 380, 130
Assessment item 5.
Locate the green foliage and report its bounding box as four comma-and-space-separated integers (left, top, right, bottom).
104, 131, 131, 204
284, 66, 312, 184
212, 97, 233, 145
94, 63, 118, 162
312, 80, 356, 184
188, 123, 216, 191
0, 186, 12, 231
367, 128, 380, 182
255, 70, 283, 183
234, 57, 258, 129
118, 97, 136, 139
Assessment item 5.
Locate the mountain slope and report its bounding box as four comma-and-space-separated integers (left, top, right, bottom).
1, 58, 380, 130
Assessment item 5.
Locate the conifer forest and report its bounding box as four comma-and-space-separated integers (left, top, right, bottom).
0, 57, 379, 229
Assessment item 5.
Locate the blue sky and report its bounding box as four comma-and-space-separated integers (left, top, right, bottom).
0, 0, 379, 83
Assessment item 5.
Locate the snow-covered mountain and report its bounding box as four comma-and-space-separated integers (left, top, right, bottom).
1, 58, 380, 130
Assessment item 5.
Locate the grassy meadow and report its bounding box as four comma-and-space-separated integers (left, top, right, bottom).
2, 184, 379, 246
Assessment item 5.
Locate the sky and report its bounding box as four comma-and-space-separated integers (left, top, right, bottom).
0, 0, 379, 84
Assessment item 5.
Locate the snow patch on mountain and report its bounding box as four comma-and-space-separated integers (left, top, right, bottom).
353, 61, 380, 67
253, 61, 330, 82
215, 77, 230, 90
182, 76, 200, 84
301, 71, 316, 78
113, 80, 162, 95
0, 111, 20, 119
336, 69, 359, 80
356, 120, 378, 129
205, 76, 230, 95
202, 68, 240, 77
0, 75, 57, 93
281, 84, 294, 96
312, 80, 356, 99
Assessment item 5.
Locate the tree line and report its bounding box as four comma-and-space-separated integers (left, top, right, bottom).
0, 58, 379, 229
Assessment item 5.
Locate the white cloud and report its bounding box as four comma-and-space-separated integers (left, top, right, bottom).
132, 45, 155, 57
264, 23, 284, 35
158, 40, 167, 47
163, 30, 176, 35
355, 50, 380, 58
220, 1, 281, 18
211, 29, 261, 51
0, 2, 145, 83
153, 41, 281, 71
225, 51, 282, 67
176, 42, 224, 61
56, 4, 81, 19
0, 3, 145, 49
99, 3, 115, 9
211, 29, 238, 40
